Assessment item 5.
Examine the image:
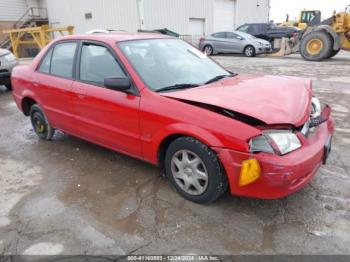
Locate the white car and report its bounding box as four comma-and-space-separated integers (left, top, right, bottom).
0, 48, 18, 90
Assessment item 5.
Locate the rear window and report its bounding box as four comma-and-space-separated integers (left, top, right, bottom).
50, 42, 77, 78
38, 48, 53, 73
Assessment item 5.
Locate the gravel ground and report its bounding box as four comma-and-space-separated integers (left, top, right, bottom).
0, 51, 349, 257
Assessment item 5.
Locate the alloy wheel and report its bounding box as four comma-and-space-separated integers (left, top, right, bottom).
171, 149, 209, 196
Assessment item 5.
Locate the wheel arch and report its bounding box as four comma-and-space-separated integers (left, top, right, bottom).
155, 125, 224, 167
21, 96, 37, 116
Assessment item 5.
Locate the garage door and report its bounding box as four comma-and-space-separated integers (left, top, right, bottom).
213, 0, 235, 32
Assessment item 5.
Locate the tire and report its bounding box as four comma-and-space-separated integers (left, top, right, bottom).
30, 104, 55, 140
328, 48, 340, 58
244, 45, 256, 57
203, 45, 214, 56
5, 83, 12, 90
164, 136, 228, 204
300, 31, 333, 61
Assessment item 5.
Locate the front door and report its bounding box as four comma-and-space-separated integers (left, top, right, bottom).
72, 42, 142, 158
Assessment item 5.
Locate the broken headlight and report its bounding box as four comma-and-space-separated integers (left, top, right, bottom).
250, 130, 302, 155
311, 97, 321, 118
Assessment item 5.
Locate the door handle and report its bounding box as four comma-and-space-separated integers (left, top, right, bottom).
74, 87, 87, 99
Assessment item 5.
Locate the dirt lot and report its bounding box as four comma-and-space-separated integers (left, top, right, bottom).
0, 52, 350, 257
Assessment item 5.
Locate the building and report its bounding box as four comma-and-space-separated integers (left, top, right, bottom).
0, 0, 47, 43
46, 0, 270, 38
0, 0, 270, 55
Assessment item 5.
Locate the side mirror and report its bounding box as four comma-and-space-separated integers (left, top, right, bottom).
237, 36, 244, 40
104, 77, 131, 92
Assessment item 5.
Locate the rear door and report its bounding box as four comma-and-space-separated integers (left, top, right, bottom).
34, 41, 78, 133
71, 41, 142, 158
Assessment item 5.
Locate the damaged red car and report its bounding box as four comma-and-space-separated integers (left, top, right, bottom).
11, 33, 334, 203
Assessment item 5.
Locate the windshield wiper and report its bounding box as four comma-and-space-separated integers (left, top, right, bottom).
205, 73, 237, 85
156, 83, 199, 92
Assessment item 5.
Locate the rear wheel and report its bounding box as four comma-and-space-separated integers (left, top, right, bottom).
30, 104, 55, 140
165, 136, 228, 204
244, 45, 256, 57
300, 31, 333, 61
203, 45, 213, 56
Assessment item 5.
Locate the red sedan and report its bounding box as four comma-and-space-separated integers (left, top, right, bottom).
11, 33, 334, 203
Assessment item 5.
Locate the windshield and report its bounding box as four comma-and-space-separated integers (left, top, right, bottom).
118, 39, 230, 91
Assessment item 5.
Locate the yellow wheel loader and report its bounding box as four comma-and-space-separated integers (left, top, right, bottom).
300, 6, 350, 61
273, 5, 350, 61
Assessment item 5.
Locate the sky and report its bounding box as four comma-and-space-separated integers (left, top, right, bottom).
270, 0, 350, 23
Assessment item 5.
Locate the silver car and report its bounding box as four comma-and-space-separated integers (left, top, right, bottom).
199, 31, 272, 57
0, 48, 18, 90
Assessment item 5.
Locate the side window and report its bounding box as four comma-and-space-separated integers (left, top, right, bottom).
79, 44, 126, 84
226, 32, 240, 39
50, 42, 77, 78
225, 32, 234, 38
38, 48, 53, 73
212, 32, 226, 38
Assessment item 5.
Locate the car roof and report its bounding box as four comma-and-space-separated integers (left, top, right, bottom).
56, 32, 172, 43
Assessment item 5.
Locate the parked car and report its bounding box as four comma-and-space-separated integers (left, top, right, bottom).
0, 48, 18, 90
236, 23, 300, 42
199, 31, 271, 57
12, 33, 334, 203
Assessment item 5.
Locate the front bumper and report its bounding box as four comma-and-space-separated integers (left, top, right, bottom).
0, 59, 17, 84
215, 115, 335, 199
257, 46, 272, 54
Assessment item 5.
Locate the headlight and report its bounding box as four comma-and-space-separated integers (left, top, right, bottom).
311, 97, 321, 118
250, 130, 302, 155
4, 53, 16, 62
257, 42, 264, 46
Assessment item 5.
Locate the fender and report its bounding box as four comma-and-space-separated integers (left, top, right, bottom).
143, 122, 229, 164
304, 25, 340, 50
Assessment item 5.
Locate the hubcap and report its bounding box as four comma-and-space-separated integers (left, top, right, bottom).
171, 150, 209, 196
32, 113, 45, 134
306, 39, 323, 55
245, 47, 253, 56
204, 46, 212, 55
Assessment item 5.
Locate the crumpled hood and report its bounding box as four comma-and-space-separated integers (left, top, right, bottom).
161, 74, 312, 126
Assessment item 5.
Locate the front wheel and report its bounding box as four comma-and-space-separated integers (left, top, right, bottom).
244, 45, 256, 57
300, 31, 333, 61
30, 104, 55, 140
165, 136, 228, 204
203, 45, 214, 56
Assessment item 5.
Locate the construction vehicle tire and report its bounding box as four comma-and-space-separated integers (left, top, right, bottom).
328, 48, 340, 58
300, 31, 333, 61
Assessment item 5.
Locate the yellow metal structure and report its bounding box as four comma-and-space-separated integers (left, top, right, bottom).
3, 25, 74, 58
